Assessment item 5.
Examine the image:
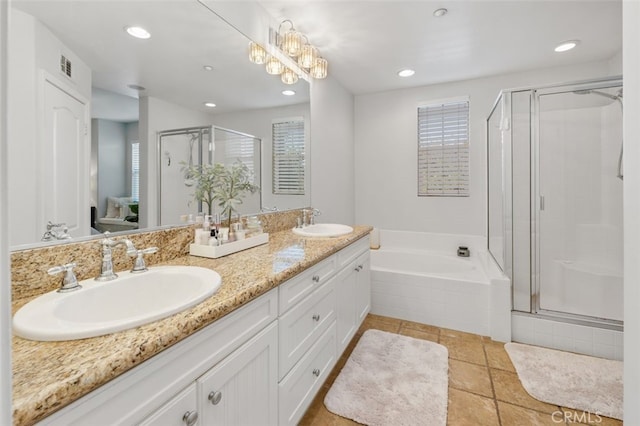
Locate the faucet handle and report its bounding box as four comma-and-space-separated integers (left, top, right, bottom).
48, 262, 81, 293
130, 247, 159, 273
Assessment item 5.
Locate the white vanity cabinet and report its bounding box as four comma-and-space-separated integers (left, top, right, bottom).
335, 238, 371, 354
38, 236, 371, 426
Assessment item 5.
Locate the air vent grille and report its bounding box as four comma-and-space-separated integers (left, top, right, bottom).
59, 55, 72, 78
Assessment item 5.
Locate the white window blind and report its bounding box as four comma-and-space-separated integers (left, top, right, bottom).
272, 119, 305, 195
418, 100, 470, 196
131, 142, 140, 202
224, 133, 257, 184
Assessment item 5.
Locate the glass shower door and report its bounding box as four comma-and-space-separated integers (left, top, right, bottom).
536, 84, 623, 322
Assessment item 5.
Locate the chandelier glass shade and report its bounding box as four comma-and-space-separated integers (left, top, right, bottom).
248, 42, 267, 64
265, 55, 285, 75
281, 68, 299, 85
310, 57, 328, 79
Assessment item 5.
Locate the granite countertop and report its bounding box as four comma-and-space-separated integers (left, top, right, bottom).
12, 226, 372, 425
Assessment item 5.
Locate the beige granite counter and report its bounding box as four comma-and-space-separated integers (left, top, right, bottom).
11, 225, 372, 425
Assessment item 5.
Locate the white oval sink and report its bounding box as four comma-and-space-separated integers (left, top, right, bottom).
292, 223, 354, 238
13, 266, 221, 341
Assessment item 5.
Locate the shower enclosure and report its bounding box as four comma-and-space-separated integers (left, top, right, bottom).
157, 125, 261, 225
487, 77, 623, 328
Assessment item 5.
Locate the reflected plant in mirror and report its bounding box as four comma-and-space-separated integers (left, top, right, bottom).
182, 161, 259, 227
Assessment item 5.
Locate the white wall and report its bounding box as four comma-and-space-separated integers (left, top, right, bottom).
7, 9, 91, 246
0, 0, 11, 423
212, 102, 311, 212
623, 0, 640, 422
139, 96, 212, 228
310, 76, 355, 225
354, 60, 616, 236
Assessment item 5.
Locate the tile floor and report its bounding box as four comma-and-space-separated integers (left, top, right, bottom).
300, 314, 623, 426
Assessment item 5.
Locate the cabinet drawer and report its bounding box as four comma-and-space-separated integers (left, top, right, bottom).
138, 383, 197, 426
337, 236, 370, 268
279, 278, 335, 380
279, 255, 336, 314
278, 322, 337, 426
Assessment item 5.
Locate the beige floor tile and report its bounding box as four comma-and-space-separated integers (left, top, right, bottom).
497, 401, 562, 425
449, 359, 494, 398
440, 335, 487, 365
399, 320, 441, 335
359, 315, 402, 334
441, 327, 486, 342
484, 340, 516, 372
398, 327, 439, 343
447, 388, 500, 426
491, 369, 560, 414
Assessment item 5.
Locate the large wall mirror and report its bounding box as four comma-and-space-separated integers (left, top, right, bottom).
8, 0, 311, 249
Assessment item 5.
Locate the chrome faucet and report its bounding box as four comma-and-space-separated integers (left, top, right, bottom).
41, 221, 72, 242
95, 233, 137, 281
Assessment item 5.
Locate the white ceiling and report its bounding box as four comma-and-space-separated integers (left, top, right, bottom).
259, 0, 622, 94
12, 0, 622, 121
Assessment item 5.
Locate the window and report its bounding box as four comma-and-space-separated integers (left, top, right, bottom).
131, 142, 139, 202
223, 133, 258, 185
418, 100, 469, 196
272, 118, 305, 195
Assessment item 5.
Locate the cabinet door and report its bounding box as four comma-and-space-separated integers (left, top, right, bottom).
355, 252, 371, 324
334, 263, 357, 355
197, 322, 278, 426
138, 383, 198, 426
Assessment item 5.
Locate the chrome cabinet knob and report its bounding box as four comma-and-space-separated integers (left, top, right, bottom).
312, 368, 320, 377
312, 275, 320, 283
208, 391, 222, 405
182, 410, 198, 426
312, 314, 320, 322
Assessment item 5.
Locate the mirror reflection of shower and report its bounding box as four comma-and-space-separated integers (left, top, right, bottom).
573, 88, 624, 180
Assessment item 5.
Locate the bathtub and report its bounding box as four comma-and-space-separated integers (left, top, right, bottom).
370, 230, 511, 340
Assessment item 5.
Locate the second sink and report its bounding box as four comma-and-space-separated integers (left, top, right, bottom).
292, 223, 354, 238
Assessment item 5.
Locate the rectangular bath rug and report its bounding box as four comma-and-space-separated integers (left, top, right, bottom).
505, 342, 623, 420
324, 329, 448, 425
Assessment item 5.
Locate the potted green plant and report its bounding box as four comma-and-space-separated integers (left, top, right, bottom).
182, 161, 259, 227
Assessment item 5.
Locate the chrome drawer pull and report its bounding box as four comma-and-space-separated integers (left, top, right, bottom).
182, 411, 198, 426
312, 314, 320, 321
312, 275, 320, 283
208, 391, 222, 405
312, 368, 320, 377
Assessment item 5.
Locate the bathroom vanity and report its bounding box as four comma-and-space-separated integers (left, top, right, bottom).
11, 225, 371, 425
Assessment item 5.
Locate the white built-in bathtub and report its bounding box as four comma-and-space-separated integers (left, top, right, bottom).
370, 230, 510, 340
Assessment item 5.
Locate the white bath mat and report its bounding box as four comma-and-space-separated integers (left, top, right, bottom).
505, 342, 623, 420
324, 329, 449, 425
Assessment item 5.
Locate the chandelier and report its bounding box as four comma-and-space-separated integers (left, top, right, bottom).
248, 19, 328, 84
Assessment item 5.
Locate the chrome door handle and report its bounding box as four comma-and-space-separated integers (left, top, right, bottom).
312, 314, 320, 321
182, 411, 198, 426
312, 368, 320, 377
208, 391, 222, 405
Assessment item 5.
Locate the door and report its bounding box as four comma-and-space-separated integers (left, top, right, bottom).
41, 76, 90, 238
197, 322, 278, 426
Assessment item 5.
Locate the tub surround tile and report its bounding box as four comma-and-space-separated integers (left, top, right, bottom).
11, 218, 371, 426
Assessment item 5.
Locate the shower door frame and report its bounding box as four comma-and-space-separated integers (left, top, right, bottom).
530, 77, 623, 328
157, 126, 212, 225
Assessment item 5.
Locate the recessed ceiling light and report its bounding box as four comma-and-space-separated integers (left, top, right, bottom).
204, 102, 217, 108
282, 90, 296, 96
554, 40, 580, 52
127, 84, 146, 91
433, 8, 448, 17
203, 65, 214, 71
125, 26, 151, 39
398, 69, 415, 77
